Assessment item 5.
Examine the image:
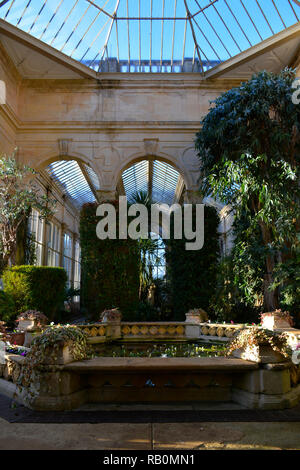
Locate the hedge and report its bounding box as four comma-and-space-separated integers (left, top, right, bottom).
3, 266, 67, 321
80, 202, 140, 320
166, 204, 220, 320
0, 290, 16, 325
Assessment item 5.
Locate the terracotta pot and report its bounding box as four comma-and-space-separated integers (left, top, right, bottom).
8, 332, 25, 346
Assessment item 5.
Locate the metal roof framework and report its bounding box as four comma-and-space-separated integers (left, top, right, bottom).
45, 160, 100, 209
1, 0, 300, 74
122, 159, 183, 204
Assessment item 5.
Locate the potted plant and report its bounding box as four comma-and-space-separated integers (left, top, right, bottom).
260, 310, 294, 330
100, 308, 122, 323
185, 308, 208, 324
7, 329, 25, 346
16, 310, 48, 331
227, 327, 290, 363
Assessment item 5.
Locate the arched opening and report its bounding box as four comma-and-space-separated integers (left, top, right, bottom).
44, 159, 100, 209
119, 158, 186, 205
25, 159, 101, 313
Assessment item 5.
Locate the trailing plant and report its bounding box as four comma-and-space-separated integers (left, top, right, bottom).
17, 325, 90, 399
3, 266, 67, 321
195, 69, 300, 312
226, 327, 290, 358
166, 204, 220, 320
0, 152, 55, 273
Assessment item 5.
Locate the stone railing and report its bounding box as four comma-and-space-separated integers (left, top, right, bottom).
76, 320, 246, 343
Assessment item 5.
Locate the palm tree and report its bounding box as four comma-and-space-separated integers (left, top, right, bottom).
129, 191, 163, 300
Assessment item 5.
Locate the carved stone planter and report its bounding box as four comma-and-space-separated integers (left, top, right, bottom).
100, 308, 122, 339
39, 342, 75, 366
185, 309, 208, 324
232, 344, 287, 364
261, 312, 293, 330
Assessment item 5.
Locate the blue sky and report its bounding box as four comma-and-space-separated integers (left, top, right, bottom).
1, 0, 300, 68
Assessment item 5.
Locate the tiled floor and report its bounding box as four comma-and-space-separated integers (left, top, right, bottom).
1, 394, 300, 450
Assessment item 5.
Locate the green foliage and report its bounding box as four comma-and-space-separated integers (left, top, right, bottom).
0, 152, 55, 272
195, 69, 300, 312
3, 266, 67, 321
0, 290, 16, 325
209, 255, 261, 324
133, 301, 160, 322
271, 235, 300, 321
80, 202, 140, 320
166, 205, 220, 320
129, 191, 163, 301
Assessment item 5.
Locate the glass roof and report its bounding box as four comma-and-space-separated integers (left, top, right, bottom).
1, 0, 299, 73
122, 159, 182, 204
45, 160, 100, 209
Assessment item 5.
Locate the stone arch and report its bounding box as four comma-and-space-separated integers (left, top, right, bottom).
35, 151, 103, 189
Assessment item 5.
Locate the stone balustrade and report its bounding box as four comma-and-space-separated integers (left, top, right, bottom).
77, 321, 245, 343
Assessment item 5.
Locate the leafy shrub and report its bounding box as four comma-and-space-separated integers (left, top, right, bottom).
80, 202, 140, 320
3, 266, 67, 321
0, 290, 16, 325
166, 205, 220, 321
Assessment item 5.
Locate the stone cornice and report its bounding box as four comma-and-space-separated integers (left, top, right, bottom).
20, 76, 242, 92
0, 103, 20, 130
15, 120, 203, 134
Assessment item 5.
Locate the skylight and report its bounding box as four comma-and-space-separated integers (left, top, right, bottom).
122, 159, 182, 204
1, 0, 299, 73
45, 160, 100, 209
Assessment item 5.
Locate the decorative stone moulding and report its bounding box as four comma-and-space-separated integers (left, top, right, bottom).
261, 310, 294, 331
121, 323, 187, 339
185, 308, 208, 324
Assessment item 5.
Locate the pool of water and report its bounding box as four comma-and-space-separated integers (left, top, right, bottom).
94, 341, 226, 358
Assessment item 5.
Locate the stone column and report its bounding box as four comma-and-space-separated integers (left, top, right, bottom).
59, 223, 67, 268
96, 190, 118, 202
184, 189, 203, 204
70, 232, 78, 288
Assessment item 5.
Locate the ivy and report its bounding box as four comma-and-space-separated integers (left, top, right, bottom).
80, 202, 140, 320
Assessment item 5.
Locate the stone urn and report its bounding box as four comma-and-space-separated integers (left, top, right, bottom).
16, 311, 48, 348
100, 308, 122, 324
261, 310, 294, 330
185, 308, 208, 324
100, 308, 122, 339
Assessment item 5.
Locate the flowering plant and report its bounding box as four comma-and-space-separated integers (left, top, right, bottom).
17, 310, 48, 330
260, 309, 294, 327
100, 308, 122, 323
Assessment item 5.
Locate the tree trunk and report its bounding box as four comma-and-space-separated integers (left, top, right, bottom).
259, 221, 279, 312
